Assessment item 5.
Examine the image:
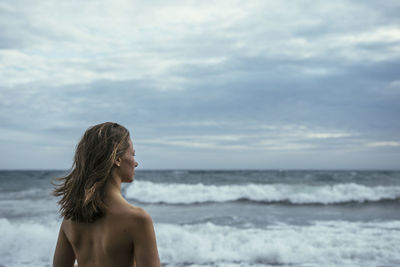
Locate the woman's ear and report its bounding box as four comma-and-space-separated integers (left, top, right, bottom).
115, 157, 121, 167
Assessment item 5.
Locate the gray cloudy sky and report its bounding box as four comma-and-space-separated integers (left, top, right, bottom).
1, 0, 399, 169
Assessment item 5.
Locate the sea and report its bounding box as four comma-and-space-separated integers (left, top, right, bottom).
0, 170, 399, 267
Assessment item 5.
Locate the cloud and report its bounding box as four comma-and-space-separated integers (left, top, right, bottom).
0, 0, 399, 169
1, 0, 399, 88
367, 141, 400, 147
135, 123, 359, 152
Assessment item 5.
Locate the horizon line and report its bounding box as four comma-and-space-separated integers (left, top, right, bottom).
1, 168, 399, 172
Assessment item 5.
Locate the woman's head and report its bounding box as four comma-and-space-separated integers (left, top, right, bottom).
53, 122, 134, 222
112, 138, 138, 183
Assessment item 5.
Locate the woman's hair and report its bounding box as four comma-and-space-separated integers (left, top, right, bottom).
53, 122, 130, 223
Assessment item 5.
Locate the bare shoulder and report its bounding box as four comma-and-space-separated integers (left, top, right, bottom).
60, 217, 73, 231
122, 205, 161, 266
120, 205, 154, 236
126, 205, 153, 224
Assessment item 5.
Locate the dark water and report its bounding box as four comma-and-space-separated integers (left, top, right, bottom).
1, 170, 400, 267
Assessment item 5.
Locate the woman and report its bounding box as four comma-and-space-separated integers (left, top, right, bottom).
53, 122, 160, 267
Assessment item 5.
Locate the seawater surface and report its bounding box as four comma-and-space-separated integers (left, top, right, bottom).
0, 170, 399, 267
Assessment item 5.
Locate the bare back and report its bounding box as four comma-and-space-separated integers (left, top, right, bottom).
54, 200, 160, 267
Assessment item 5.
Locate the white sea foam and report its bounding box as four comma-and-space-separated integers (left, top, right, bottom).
156, 220, 400, 267
1, 218, 399, 267
0, 218, 59, 267
125, 181, 400, 204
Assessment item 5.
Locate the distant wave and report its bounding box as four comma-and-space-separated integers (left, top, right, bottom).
0, 188, 50, 200
125, 181, 400, 205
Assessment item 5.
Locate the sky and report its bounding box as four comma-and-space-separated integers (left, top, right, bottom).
0, 0, 399, 170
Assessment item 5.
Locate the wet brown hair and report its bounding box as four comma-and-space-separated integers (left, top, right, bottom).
53, 122, 130, 223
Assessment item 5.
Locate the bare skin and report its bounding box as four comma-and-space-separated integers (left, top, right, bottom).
53, 140, 161, 267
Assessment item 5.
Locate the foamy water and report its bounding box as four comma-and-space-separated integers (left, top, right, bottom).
1, 170, 400, 267
1, 218, 400, 267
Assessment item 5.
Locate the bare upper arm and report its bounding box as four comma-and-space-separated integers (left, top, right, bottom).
53, 220, 76, 267
130, 209, 161, 267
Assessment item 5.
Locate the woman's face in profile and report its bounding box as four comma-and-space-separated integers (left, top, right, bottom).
118, 138, 138, 183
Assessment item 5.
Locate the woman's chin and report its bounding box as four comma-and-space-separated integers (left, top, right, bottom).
122, 176, 134, 183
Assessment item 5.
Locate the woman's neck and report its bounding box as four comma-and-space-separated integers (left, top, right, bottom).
104, 176, 125, 205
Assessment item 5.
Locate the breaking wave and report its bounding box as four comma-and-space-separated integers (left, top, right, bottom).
2, 218, 399, 267
125, 181, 400, 205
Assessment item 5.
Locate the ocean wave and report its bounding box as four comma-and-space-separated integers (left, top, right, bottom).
0, 218, 59, 267
0, 188, 51, 200
125, 181, 400, 205
1, 218, 400, 267
156, 221, 400, 266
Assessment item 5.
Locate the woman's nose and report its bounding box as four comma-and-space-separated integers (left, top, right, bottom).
134, 161, 139, 167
